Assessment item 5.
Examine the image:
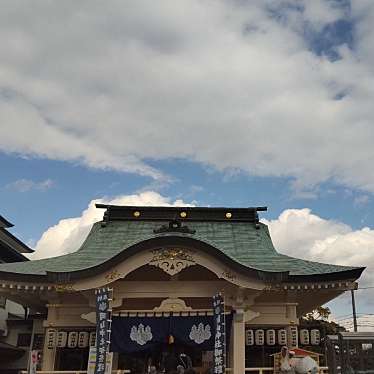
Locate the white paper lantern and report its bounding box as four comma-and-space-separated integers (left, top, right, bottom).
56, 331, 68, 348
46, 329, 56, 349
278, 329, 287, 346
89, 331, 96, 347
67, 332, 78, 348
311, 329, 320, 345
78, 332, 89, 348
266, 329, 276, 345
255, 329, 265, 345
288, 326, 298, 348
245, 329, 254, 346
300, 329, 310, 345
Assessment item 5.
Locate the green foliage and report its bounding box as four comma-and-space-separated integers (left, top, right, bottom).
302, 306, 346, 335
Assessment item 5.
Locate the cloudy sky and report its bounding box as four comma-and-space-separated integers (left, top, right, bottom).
1, 0, 374, 328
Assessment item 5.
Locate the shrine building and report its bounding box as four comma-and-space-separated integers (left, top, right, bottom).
0, 205, 364, 374
0, 214, 33, 372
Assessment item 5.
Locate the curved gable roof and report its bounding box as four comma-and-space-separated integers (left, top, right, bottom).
0, 219, 364, 282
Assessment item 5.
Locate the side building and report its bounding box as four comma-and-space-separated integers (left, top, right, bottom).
0, 215, 36, 374
0, 206, 365, 373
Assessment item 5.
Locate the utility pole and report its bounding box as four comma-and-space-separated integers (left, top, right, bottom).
351, 289, 358, 332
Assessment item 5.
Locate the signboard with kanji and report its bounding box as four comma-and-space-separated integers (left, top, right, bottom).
87, 346, 113, 374
213, 293, 225, 374
95, 288, 110, 374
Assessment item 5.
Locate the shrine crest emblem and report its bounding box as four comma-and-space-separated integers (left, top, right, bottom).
189, 323, 211, 344
130, 324, 153, 345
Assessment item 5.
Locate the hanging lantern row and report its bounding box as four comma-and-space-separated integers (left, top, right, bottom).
46, 329, 96, 349
245, 328, 320, 346
300, 329, 321, 345
245, 329, 287, 346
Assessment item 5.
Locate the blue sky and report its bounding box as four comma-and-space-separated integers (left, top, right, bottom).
1, 0, 374, 326
1, 153, 374, 244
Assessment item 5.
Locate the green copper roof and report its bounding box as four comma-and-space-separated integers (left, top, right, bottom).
0, 220, 362, 279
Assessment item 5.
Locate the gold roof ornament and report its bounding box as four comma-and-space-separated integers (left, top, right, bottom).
149, 248, 195, 276
54, 284, 75, 293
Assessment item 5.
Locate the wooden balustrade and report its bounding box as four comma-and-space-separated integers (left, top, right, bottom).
245, 367, 274, 374
244, 367, 329, 374
20, 371, 131, 374
20, 367, 329, 374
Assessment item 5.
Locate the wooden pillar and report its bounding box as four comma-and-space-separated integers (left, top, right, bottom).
112, 352, 119, 370
230, 310, 245, 374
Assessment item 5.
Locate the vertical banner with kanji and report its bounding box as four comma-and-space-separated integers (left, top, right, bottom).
213, 293, 225, 374
95, 288, 110, 374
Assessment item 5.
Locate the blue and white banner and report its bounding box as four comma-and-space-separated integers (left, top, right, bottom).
213, 293, 225, 374
95, 288, 110, 374
111, 315, 216, 353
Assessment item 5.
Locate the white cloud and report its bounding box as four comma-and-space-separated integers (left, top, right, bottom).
0, 1, 374, 192
30, 191, 194, 260
263, 209, 351, 258
354, 194, 370, 207
263, 209, 373, 283
5, 178, 54, 192
263, 208, 374, 316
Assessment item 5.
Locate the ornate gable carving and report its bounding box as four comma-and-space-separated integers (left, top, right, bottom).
153, 298, 193, 312
149, 248, 195, 276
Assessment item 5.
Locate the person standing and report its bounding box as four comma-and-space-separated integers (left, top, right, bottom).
178, 350, 193, 374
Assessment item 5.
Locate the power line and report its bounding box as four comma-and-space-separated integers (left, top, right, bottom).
335, 313, 373, 320
336, 314, 374, 321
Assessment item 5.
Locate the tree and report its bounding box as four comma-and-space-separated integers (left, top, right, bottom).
302, 306, 345, 335
304, 306, 331, 321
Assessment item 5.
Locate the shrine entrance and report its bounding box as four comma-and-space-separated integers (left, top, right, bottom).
112, 313, 231, 374
117, 342, 202, 374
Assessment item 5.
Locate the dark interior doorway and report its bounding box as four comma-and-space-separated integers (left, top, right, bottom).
118, 341, 204, 374
55, 348, 89, 370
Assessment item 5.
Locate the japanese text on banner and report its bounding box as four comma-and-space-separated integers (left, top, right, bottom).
95, 288, 110, 374
213, 293, 225, 374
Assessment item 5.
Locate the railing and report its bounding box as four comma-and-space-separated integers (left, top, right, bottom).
20, 369, 328, 374
245, 368, 273, 374
20, 371, 131, 374
244, 367, 329, 374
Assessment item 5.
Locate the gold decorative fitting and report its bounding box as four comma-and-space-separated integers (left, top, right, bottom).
222, 270, 236, 281
153, 298, 193, 312
54, 284, 74, 293
180, 211, 187, 218
133, 211, 140, 217
105, 270, 121, 283
225, 212, 232, 219
149, 248, 195, 276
